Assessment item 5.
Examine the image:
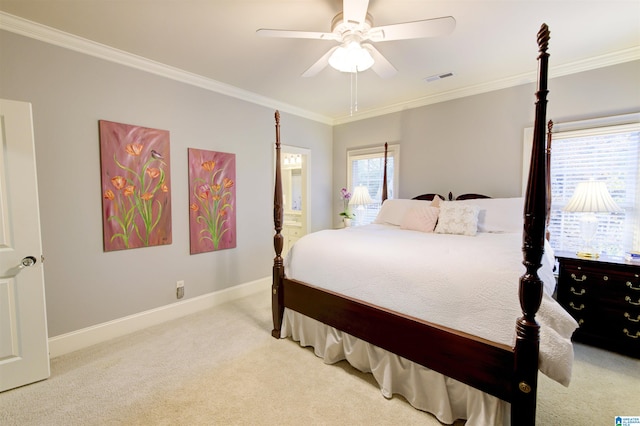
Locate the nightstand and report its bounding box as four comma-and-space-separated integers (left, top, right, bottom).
555, 251, 640, 358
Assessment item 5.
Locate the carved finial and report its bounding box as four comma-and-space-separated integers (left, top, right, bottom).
537, 23, 550, 54
274, 110, 281, 149
547, 119, 553, 133
382, 142, 389, 202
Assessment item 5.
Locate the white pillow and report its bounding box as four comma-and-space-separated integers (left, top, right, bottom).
457, 197, 524, 233
400, 205, 439, 233
374, 199, 434, 226
434, 201, 480, 236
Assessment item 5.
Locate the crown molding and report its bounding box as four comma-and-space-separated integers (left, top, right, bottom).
333, 46, 640, 125
2, 11, 638, 127
0, 12, 334, 126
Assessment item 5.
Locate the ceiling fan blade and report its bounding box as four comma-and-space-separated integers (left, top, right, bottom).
362, 44, 397, 78
302, 46, 339, 77
343, 0, 369, 25
368, 16, 456, 42
256, 28, 339, 41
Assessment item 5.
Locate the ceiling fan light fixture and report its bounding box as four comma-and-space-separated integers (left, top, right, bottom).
328, 42, 374, 73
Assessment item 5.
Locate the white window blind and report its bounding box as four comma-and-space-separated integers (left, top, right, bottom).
549, 122, 640, 256
347, 144, 400, 226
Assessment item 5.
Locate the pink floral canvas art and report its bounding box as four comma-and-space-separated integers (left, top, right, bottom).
99, 120, 172, 251
188, 148, 237, 254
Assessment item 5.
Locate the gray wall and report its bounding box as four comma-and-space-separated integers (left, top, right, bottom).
2, 27, 638, 337
333, 60, 640, 225
0, 30, 333, 337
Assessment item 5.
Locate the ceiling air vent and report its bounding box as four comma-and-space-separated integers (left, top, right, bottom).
424, 72, 454, 83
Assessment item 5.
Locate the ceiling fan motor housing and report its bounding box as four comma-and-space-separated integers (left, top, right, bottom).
331, 12, 374, 39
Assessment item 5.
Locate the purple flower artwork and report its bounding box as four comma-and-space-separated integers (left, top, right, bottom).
99, 120, 172, 252
188, 148, 237, 254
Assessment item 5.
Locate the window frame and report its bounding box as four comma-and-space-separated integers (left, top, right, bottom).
346, 144, 400, 226
523, 113, 640, 255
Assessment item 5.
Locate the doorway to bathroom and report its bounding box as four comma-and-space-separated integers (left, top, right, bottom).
281, 145, 310, 256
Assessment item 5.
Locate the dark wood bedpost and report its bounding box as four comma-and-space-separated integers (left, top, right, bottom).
272, 110, 285, 338
382, 142, 388, 202
512, 23, 550, 425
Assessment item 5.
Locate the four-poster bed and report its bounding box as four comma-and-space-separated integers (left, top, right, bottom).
270, 24, 577, 425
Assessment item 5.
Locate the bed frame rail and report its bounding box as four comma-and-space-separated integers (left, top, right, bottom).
283, 277, 515, 401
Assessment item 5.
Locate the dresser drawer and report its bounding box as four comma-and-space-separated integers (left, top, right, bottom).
556, 265, 596, 314
556, 292, 596, 332
288, 227, 303, 238
559, 264, 596, 286
600, 283, 640, 308
556, 279, 591, 302
597, 304, 640, 333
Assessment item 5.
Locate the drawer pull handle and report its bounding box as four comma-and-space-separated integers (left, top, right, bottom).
624, 312, 640, 323
571, 273, 587, 282
623, 329, 640, 339
627, 282, 640, 291
625, 296, 640, 306
569, 302, 585, 311
570, 287, 586, 296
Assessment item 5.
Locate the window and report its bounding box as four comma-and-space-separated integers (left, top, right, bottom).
347, 144, 400, 226
547, 118, 639, 256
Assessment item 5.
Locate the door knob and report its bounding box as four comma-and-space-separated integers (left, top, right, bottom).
0, 256, 38, 279
20, 256, 37, 268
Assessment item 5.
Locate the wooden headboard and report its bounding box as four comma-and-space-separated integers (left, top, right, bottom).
412, 192, 491, 201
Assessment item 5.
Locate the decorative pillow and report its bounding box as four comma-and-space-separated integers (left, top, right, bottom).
430, 195, 443, 208
374, 199, 434, 226
457, 197, 524, 233
400, 206, 439, 233
434, 201, 480, 236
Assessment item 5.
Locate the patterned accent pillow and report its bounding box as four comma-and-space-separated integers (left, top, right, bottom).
400, 206, 440, 233
434, 201, 480, 236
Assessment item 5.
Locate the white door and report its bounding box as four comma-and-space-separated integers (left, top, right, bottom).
0, 99, 49, 392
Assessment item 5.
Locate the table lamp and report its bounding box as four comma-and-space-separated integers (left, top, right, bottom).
563, 180, 621, 258
349, 186, 374, 211
348, 186, 374, 226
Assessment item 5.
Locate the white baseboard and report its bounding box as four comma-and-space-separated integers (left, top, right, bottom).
48, 277, 271, 358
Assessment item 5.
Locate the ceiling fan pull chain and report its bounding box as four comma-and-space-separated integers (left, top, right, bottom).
355, 69, 359, 113
350, 71, 353, 116
349, 69, 359, 116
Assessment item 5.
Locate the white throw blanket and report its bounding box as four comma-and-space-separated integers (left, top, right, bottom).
284, 224, 579, 386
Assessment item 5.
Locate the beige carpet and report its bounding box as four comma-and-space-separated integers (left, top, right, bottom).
1, 290, 638, 425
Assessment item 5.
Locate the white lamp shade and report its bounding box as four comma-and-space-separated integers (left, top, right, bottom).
563, 180, 621, 213
349, 186, 374, 207
328, 42, 374, 73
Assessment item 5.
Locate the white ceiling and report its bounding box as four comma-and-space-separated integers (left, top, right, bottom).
1, 1, 639, 124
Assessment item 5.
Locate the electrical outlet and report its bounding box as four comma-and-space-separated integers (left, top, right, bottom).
176, 280, 184, 299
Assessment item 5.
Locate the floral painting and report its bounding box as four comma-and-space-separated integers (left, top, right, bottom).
99, 120, 172, 252
188, 148, 236, 254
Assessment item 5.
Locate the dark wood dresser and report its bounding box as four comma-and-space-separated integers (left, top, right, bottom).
555, 251, 640, 358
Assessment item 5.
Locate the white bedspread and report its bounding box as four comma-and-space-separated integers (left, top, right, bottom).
284, 224, 579, 386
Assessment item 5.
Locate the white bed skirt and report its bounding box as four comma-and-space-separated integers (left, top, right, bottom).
281, 308, 510, 426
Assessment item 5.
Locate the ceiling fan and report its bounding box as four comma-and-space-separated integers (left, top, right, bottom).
256, 0, 455, 78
